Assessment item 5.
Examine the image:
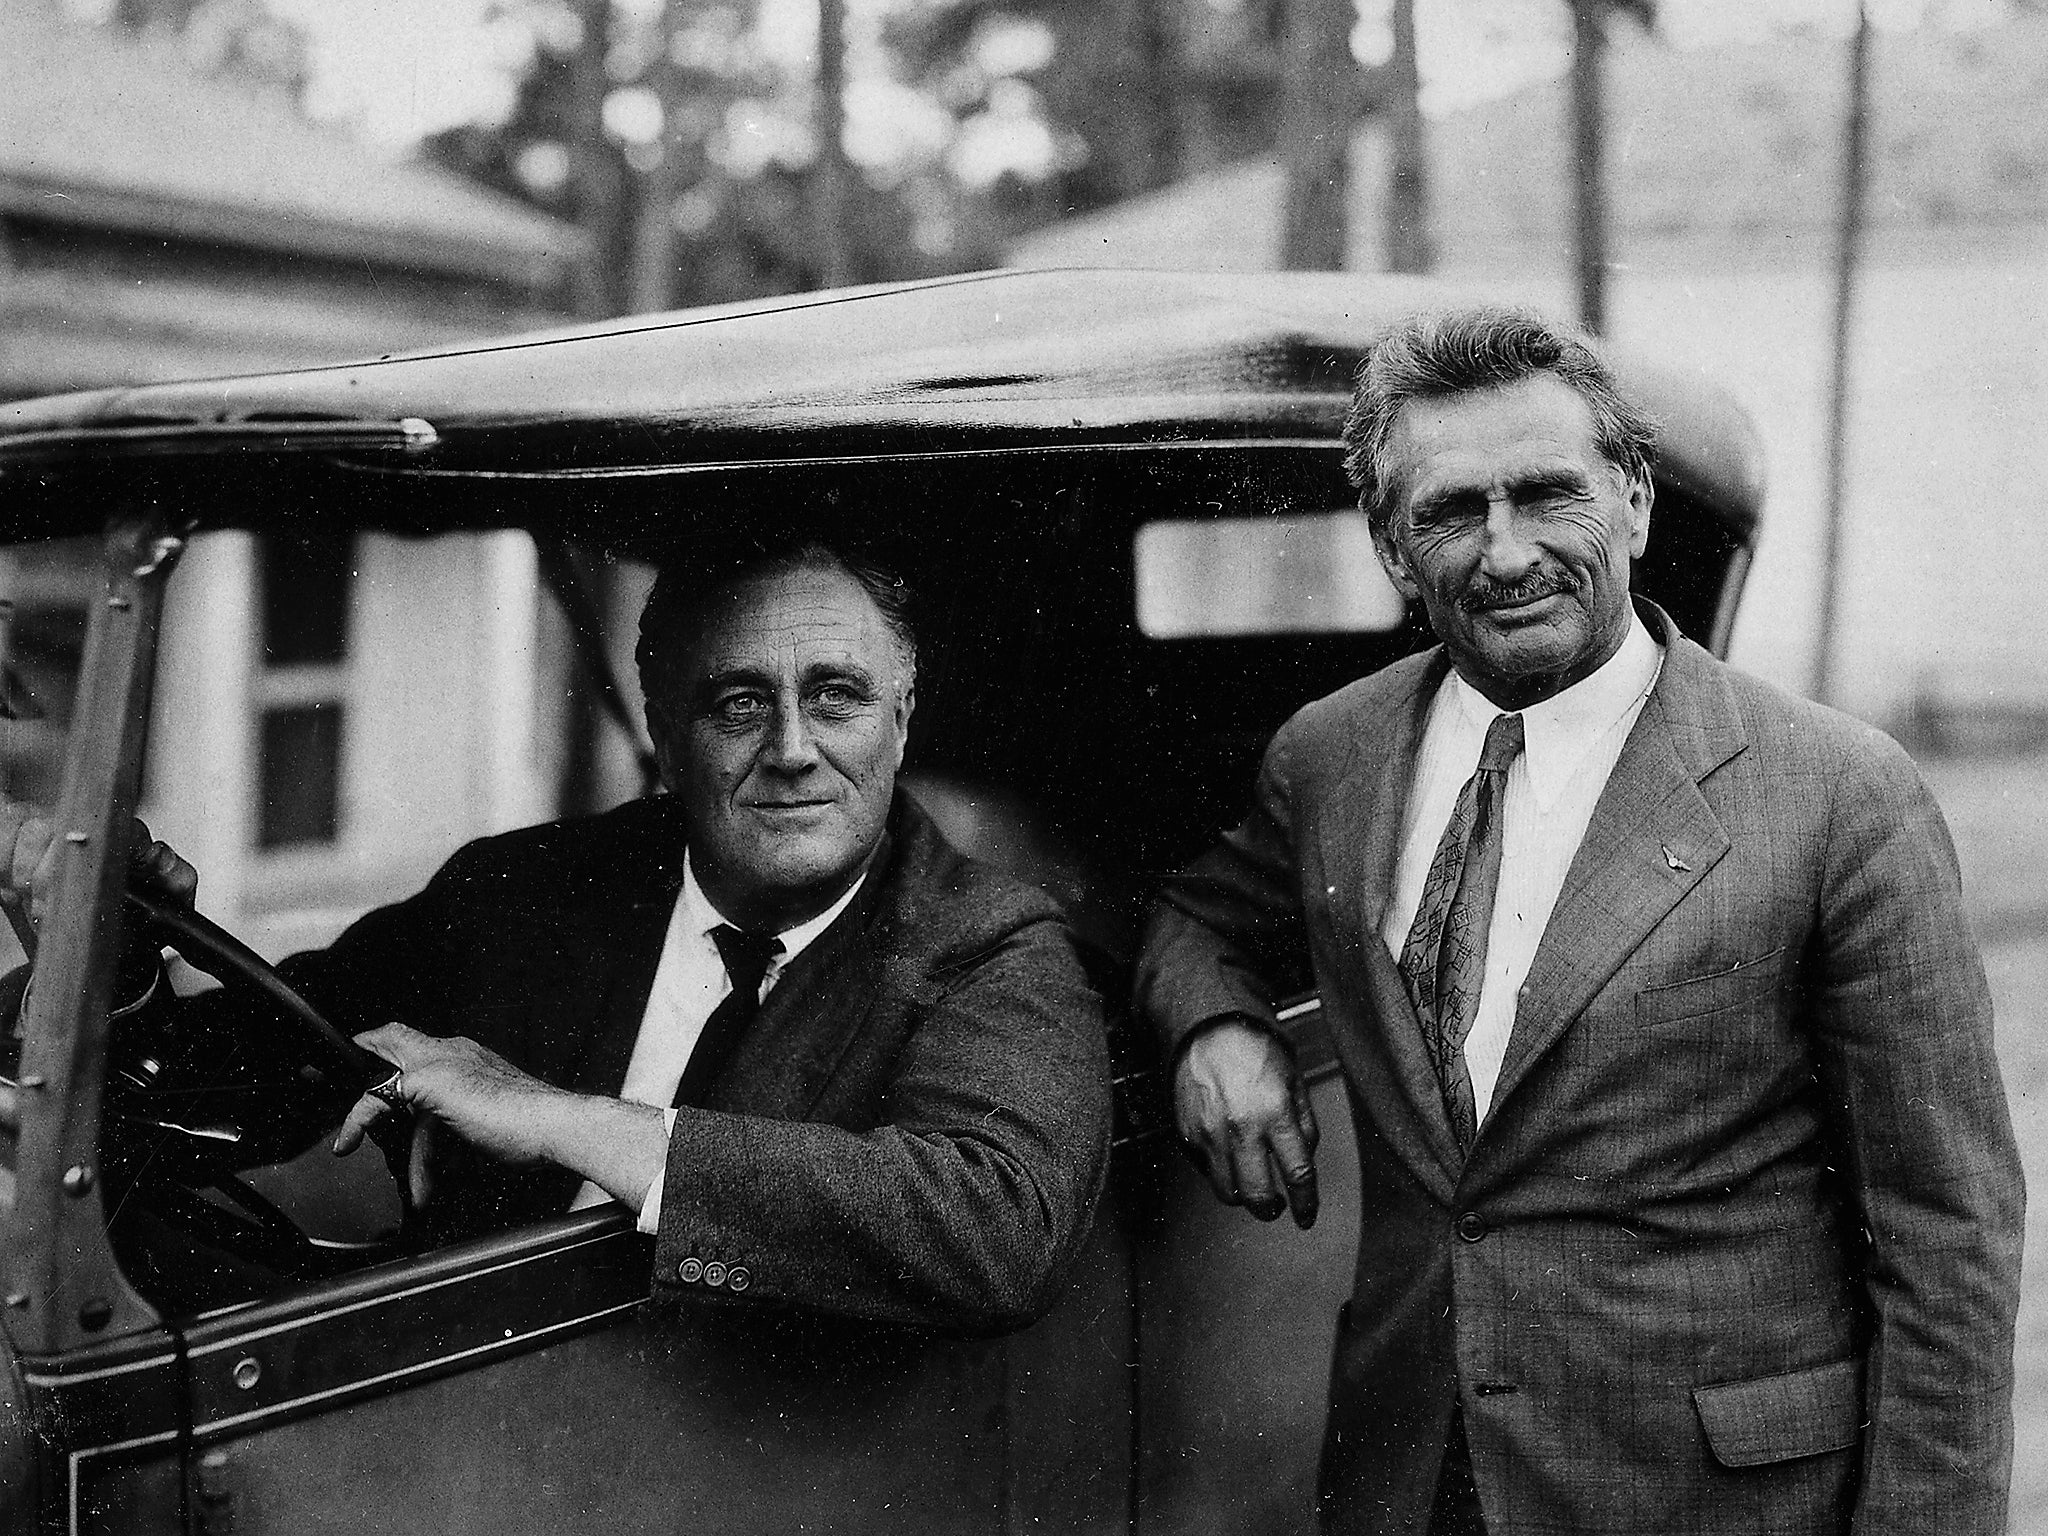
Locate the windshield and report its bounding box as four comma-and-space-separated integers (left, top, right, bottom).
0, 537, 99, 962
0, 535, 100, 1202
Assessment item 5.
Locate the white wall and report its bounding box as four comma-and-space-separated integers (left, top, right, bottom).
143, 529, 562, 961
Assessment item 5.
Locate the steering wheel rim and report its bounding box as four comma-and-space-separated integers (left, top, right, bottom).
124, 888, 389, 1083
103, 892, 412, 1300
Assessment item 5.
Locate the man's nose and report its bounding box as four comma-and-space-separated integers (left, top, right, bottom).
761, 700, 820, 771
1476, 498, 1541, 580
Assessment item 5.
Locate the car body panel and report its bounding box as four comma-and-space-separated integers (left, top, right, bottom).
28, 1209, 1131, 1534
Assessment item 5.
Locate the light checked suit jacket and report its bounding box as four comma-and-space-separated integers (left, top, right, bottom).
1135, 602, 2023, 1535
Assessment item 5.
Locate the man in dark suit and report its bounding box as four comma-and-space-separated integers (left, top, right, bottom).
1136, 308, 2023, 1532
17, 539, 1110, 1333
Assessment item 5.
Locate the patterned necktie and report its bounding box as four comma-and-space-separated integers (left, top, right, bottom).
1399, 711, 1525, 1152
672, 925, 784, 1108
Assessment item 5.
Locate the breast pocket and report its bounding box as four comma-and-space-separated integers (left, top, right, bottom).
1636, 948, 1787, 1029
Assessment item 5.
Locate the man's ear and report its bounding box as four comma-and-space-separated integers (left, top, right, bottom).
1371, 517, 1423, 603
892, 684, 915, 769
1624, 472, 1654, 560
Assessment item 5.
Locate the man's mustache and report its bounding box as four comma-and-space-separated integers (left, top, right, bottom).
1459, 573, 1576, 613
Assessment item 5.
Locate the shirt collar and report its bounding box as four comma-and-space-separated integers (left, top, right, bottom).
1442, 611, 1664, 809
678, 853, 869, 970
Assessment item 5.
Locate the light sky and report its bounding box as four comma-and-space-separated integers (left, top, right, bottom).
210, 0, 2011, 160
266, 0, 527, 146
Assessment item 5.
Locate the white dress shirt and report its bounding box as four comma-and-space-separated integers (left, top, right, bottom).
1380, 614, 1664, 1123
568, 854, 865, 1227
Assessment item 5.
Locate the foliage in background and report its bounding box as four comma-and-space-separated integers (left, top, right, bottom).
100, 0, 313, 98
84, 0, 2041, 319
418, 2, 954, 309
415, 0, 1317, 311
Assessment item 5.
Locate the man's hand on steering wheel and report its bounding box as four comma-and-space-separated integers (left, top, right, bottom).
336, 1022, 671, 1217
0, 798, 58, 945
335, 1024, 581, 1208
0, 802, 196, 956
129, 827, 198, 911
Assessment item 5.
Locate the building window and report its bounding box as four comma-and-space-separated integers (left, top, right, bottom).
255, 532, 352, 850
258, 704, 342, 848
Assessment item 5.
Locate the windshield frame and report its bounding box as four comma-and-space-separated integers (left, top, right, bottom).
1, 512, 183, 1356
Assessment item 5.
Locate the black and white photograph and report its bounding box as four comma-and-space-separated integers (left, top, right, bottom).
0, 0, 2041, 1530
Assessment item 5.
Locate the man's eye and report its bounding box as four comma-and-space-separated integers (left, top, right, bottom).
1521, 483, 1587, 512
812, 684, 869, 713
712, 693, 767, 723
1408, 502, 1473, 533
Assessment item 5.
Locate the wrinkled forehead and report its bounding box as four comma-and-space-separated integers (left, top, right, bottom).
687, 561, 901, 683
1383, 376, 1617, 500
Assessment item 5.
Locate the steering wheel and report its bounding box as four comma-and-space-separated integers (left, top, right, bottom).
101, 890, 411, 1306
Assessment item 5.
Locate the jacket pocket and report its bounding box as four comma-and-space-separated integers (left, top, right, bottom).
1692, 1356, 1864, 1468
1637, 948, 1786, 1028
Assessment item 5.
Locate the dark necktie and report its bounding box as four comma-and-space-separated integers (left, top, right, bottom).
672, 925, 784, 1108
1398, 711, 1525, 1152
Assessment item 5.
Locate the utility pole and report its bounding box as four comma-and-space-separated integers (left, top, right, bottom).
569, 0, 625, 318
629, 0, 689, 315
1125, 0, 1183, 195
1812, 1, 1873, 707
1568, 0, 1610, 332
562, 0, 626, 815
1384, 0, 1431, 273
1565, 1, 1654, 332
814, 0, 855, 289
1278, 0, 1356, 269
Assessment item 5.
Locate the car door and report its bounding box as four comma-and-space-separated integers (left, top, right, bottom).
33, 1208, 1132, 1536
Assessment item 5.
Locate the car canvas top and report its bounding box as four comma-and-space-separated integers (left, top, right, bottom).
0, 269, 1763, 548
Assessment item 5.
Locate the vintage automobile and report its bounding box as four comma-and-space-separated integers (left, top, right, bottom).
0, 268, 1762, 1535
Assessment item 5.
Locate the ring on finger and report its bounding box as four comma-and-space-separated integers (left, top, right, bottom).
366, 1068, 405, 1108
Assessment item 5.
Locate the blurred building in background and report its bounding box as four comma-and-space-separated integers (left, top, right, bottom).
1010, 13, 2048, 738
1, 0, 587, 956
0, 0, 578, 393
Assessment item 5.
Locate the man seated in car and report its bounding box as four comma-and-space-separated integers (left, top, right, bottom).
2, 536, 1112, 1334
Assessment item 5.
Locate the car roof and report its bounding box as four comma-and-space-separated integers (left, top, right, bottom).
0, 268, 1764, 554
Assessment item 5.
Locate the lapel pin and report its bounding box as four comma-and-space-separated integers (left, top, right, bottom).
1661, 844, 1691, 873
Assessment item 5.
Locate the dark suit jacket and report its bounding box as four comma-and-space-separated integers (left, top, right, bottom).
1136, 605, 2024, 1534
258, 792, 1112, 1335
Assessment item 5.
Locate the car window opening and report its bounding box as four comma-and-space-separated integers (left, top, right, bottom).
1134, 512, 1407, 640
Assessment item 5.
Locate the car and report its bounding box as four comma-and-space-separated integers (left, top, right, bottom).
0, 268, 1763, 1535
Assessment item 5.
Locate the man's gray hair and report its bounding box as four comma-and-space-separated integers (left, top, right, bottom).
1340, 306, 1659, 528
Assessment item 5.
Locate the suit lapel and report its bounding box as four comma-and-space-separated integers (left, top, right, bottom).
567, 903, 675, 1098
1317, 649, 1469, 1191
1319, 650, 1444, 945
565, 887, 683, 1098
549, 799, 692, 1099
1488, 623, 1746, 1116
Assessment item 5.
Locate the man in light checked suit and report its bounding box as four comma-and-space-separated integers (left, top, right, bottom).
1135, 307, 2023, 1534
